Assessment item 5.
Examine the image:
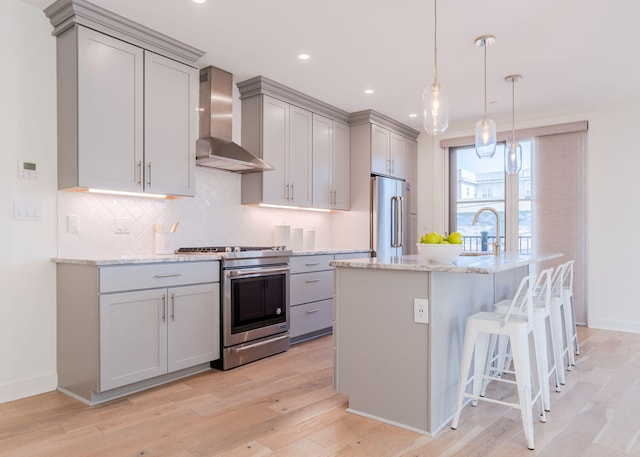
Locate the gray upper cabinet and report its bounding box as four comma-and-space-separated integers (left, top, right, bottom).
371, 123, 406, 179
312, 114, 350, 210
244, 95, 313, 207
238, 76, 351, 210
46, 0, 203, 197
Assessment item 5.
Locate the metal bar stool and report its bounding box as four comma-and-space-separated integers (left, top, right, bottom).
451, 274, 546, 450
549, 262, 571, 384
481, 268, 561, 411
562, 260, 580, 366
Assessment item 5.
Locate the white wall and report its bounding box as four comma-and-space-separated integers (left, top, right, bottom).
417, 98, 640, 334
0, 0, 58, 402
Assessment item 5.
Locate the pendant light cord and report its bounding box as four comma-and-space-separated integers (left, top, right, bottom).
483, 44, 487, 119
511, 78, 516, 142
433, 0, 438, 83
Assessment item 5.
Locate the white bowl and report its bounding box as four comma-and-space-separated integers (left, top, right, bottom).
416, 243, 463, 264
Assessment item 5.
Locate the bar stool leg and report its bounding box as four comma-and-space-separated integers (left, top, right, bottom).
451, 323, 477, 429
510, 331, 536, 450
550, 295, 567, 384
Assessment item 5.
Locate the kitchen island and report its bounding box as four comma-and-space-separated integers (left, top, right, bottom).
331, 252, 561, 436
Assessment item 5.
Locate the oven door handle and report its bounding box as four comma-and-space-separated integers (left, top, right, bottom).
230, 334, 289, 353
228, 266, 289, 277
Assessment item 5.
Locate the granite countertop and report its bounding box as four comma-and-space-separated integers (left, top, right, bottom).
52, 248, 371, 266
330, 252, 562, 274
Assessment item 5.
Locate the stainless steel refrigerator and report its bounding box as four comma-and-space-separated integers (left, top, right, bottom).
371, 175, 410, 258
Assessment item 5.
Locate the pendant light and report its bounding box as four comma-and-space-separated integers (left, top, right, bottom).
422, 0, 448, 135
474, 35, 496, 158
504, 74, 523, 174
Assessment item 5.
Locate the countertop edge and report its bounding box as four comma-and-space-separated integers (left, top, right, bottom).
52, 248, 372, 266
330, 252, 563, 274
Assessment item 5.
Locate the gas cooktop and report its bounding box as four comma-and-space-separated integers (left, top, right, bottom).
176, 246, 292, 259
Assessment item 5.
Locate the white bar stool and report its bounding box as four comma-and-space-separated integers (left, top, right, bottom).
562, 260, 580, 366
482, 268, 561, 412
451, 275, 546, 450
549, 262, 570, 384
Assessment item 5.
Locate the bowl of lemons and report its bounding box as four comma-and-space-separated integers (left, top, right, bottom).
417, 232, 464, 263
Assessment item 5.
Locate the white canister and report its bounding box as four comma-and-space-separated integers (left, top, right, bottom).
274, 225, 290, 248
303, 229, 315, 251
291, 228, 303, 250
155, 232, 175, 255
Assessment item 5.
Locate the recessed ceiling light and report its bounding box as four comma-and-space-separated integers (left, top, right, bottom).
298, 53, 310, 60
409, 113, 418, 118
364, 89, 374, 94
192, 0, 206, 3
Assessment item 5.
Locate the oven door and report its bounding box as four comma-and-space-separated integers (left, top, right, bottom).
223, 265, 290, 347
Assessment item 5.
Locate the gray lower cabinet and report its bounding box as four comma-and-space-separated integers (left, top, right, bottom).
57, 261, 219, 404
290, 252, 370, 343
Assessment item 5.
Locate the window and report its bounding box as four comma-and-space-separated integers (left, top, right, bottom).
448, 142, 532, 253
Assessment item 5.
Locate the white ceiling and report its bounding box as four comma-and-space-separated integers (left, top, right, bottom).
29, 0, 639, 132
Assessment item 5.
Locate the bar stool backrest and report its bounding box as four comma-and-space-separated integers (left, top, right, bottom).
563, 260, 575, 291
503, 274, 534, 326
533, 268, 553, 312
550, 262, 566, 298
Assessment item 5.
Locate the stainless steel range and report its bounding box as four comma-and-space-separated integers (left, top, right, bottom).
176, 246, 291, 369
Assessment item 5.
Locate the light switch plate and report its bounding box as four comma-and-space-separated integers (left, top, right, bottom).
114, 217, 131, 234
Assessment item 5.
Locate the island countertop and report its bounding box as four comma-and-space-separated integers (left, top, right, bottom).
330, 252, 562, 274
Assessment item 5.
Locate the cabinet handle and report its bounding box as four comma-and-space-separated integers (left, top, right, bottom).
285, 183, 290, 200
137, 161, 142, 186
171, 293, 175, 320
305, 263, 321, 266
291, 183, 294, 200
147, 162, 152, 186
154, 273, 183, 278
305, 279, 321, 283
306, 308, 321, 314
391, 159, 395, 174
161, 294, 166, 322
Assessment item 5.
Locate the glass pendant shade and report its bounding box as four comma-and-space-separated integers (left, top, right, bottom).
505, 141, 522, 174
475, 117, 497, 158
423, 81, 449, 134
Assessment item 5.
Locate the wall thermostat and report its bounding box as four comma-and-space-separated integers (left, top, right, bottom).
18, 160, 39, 179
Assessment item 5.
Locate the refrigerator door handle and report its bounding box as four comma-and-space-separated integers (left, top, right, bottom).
397, 196, 404, 247
391, 196, 402, 248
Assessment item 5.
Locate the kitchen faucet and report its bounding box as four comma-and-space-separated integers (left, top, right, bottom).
472, 207, 501, 256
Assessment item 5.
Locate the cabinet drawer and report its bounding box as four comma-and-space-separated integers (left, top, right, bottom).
290, 270, 333, 306
290, 299, 333, 338
100, 261, 219, 293
289, 254, 334, 274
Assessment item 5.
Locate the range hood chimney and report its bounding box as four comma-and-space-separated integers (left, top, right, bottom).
196, 66, 273, 173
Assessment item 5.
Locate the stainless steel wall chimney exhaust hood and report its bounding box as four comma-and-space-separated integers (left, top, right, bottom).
196, 66, 273, 173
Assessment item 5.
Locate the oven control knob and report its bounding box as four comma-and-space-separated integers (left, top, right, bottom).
276, 307, 282, 315
224, 247, 232, 253
233, 246, 241, 252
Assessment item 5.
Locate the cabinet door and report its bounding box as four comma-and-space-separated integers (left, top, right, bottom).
289, 105, 313, 206
332, 121, 351, 210
77, 27, 144, 192
167, 283, 220, 372
371, 124, 390, 176
404, 138, 417, 214
144, 52, 197, 197
389, 132, 405, 179
99, 289, 167, 391
312, 114, 333, 208
262, 96, 289, 205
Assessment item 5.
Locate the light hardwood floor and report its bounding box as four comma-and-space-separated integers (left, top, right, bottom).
2, 326, 639, 456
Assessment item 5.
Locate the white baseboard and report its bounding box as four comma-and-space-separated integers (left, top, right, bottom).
0, 372, 58, 404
